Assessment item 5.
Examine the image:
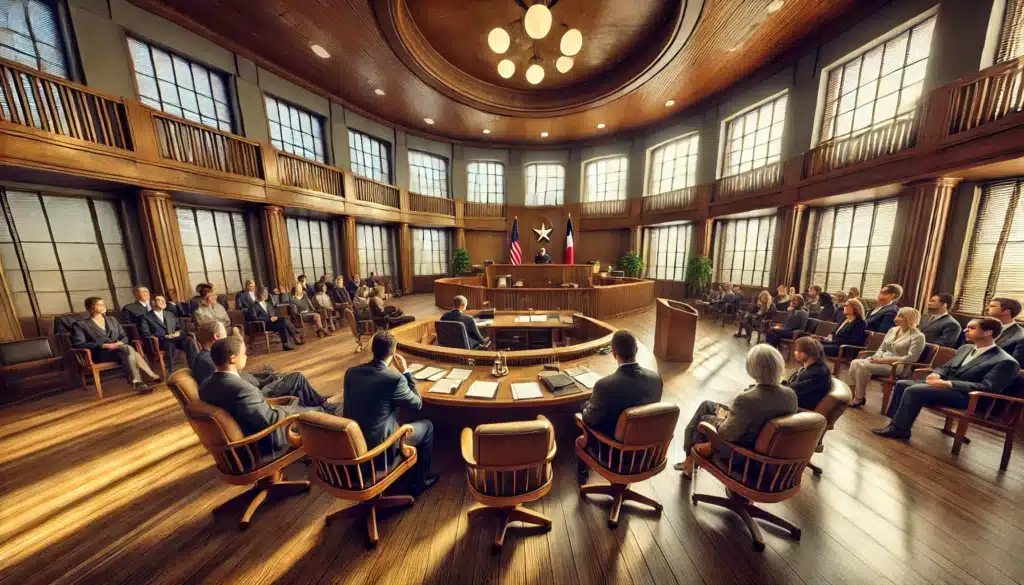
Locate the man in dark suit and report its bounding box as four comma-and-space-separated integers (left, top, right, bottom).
865, 283, 902, 334
165, 288, 188, 317
988, 297, 1024, 360
139, 295, 198, 375
72, 296, 161, 392
578, 330, 663, 482
297, 274, 316, 299
534, 247, 552, 264
235, 280, 259, 313
439, 295, 490, 349
343, 331, 437, 495
247, 287, 301, 350
346, 273, 362, 300
873, 318, 1020, 439
920, 293, 962, 348
120, 285, 152, 325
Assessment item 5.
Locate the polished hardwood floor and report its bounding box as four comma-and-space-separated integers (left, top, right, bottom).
1, 294, 1023, 585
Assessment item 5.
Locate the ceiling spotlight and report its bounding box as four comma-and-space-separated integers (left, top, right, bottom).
497, 59, 516, 79
483, 129, 491, 134
766, 0, 785, 13
524, 3, 552, 39
310, 44, 330, 59
597, 123, 606, 129
424, 118, 434, 125
540, 131, 549, 137
488, 27, 511, 54
526, 63, 545, 84
665, 99, 676, 107
560, 28, 583, 56
555, 56, 573, 74
374, 88, 385, 96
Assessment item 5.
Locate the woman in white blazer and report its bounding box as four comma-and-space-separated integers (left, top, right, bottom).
846, 307, 926, 408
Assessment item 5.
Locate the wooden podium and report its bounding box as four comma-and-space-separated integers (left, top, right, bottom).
653, 298, 699, 362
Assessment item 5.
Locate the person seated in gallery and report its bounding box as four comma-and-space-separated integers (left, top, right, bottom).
139, 294, 199, 375
316, 274, 334, 293
804, 285, 823, 316
369, 292, 414, 328
816, 292, 837, 322
919, 293, 962, 348
764, 294, 809, 347
346, 273, 362, 300
165, 288, 188, 317
343, 331, 438, 495
188, 283, 209, 316
831, 292, 849, 323
845, 307, 926, 408
774, 284, 791, 310
673, 344, 797, 477
235, 279, 259, 312
313, 283, 334, 315
866, 284, 902, 334
578, 330, 663, 483
296, 274, 317, 299
784, 336, 834, 410
440, 295, 491, 349
819, 298, 868, 357
330, 275, 353, 309
353, 285, 372, 318
246, 287, 303, 350
734, 290, 776, 341
534, 247, 552, 264
987, 297, 1024, 358
120, 285, 152, 326
193, 284, 231, 331
72, 296, 162, 393
715, 282, 738, 312
873, 317, 1019, 440
290, 284, 332, 338
366, 272, 391, 300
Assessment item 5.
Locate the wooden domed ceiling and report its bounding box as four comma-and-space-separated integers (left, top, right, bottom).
130, 0, 871, 145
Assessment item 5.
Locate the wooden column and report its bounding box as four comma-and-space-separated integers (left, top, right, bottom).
629, 225, 642, 254
261, 205, 294, 289
342, 216, 359, 279
772, 204, 806, 288
891, 178, 959, 311
398, 222, 413, 295
455, 227, 466, 250
137, 190, 190, 297
0, 256, 23, 341
693, 218, 713, 258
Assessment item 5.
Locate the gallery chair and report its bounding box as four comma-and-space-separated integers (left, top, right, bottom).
344, 308, 375, 352
436, 320, 472, 349
295, 411, 418, 548
460, 416, 557, 550
802, 377, 852, 476
166, 369, 310, 529
0, 337, 67, 403
829, 330, 883, 376
873, 343, 947, 414
690, 411, 826, 551
61, 332, 147, 399
575, 402, 680, 527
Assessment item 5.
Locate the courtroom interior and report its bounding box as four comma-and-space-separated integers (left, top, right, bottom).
3, 0, 1024, 584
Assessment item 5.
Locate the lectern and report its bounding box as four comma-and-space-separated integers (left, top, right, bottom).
653, 298, 698, 362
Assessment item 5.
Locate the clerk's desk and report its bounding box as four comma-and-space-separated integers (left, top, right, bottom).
473, 312, 576, 351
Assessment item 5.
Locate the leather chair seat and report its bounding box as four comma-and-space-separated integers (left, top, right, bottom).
0, 338, 54, 365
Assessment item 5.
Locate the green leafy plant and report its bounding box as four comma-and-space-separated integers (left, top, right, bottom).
685, 255, 713, 297
617, 250, 645, 277
452, 248, 472, 275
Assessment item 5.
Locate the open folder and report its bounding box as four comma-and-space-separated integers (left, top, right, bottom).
465, 380, 499, 400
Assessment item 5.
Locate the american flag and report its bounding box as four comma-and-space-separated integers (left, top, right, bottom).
509, 217, 523, 265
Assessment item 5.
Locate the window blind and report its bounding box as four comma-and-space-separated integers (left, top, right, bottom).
956, 181, 1024, 314
714, 216, 776, 287
286, 217, 334, 283
525, 163, 565, 206
467, 161, 505, 204
806, 199, 897, 295
997, 0, 1024, 64
648, 134, 698, 196
356, 224, 397, 280
408, 150, 449, 198
412, 227, 449, 275
644, 223, 692, 281
175, 207, 254, 293
584, 156, 628, 202
1, 0, 68, 78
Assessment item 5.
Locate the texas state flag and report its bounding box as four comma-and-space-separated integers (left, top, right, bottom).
565, 215, 575, 265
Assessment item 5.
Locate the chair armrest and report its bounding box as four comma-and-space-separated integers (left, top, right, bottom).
912, 368, 938, 381
223, 414, 301, 449
360, 424, 417, 462
245, 321, 266, 334
965, 391, 1024, 416
267, 396, 298, 407
71, 347, 94, 367
695, 421, 728, 452
856, 350, 873, 359
145, 336, 161, 354
837, 344, 867, 359
889, 361, 930, 378
460, 427, 475, 465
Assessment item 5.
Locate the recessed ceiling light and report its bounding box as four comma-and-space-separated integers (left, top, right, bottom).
766, 0, 785, 13
597, 123, 606, 129
483, 129, 491, 134
665, 99, 676, 107
424, 118, 434, 125
540, 131, 549, 138
310, 44, 330, 59
374, 88, 385, 96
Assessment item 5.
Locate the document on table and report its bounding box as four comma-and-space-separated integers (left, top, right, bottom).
573, 371, 602, 389
428, 379, 461, 395
465, 381, 499, 399
446, 368, 473, 380
475, 319, 494, 327
530, 315, 548, 322
427, 369, 448, 381
564, 366, 588, 378
413, 366, 444, 380
511, 382, 544, 400
514, 315, 531, 323
406, 363, 426, 373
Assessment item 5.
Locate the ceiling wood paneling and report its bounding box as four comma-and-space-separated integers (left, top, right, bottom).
128, 0, 870, 145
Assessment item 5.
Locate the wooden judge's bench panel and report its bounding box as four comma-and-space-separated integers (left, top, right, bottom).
483, 264, 598, 288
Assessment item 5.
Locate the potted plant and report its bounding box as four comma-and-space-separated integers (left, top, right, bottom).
617, 250, 644, 278
685, 255, 713, 298
452, 248, 472, 275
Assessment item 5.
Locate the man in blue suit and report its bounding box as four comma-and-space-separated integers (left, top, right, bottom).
865, 283, 901, 334
139, 294, 198, 375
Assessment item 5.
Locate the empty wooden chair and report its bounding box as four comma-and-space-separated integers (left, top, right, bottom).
0, 337, 68, 404
295, 411, 418, 548
575, 402, 679, 527
166, 369, 310, 529
690, 411, 826, 551
461, 416, 557, 550
344, 308, 375, 352
803, 377, 852, 475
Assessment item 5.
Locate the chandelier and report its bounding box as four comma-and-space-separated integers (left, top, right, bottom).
487, 0, 582, 85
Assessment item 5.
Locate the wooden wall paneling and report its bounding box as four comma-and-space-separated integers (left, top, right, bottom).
261, 205, 295, 289
579, 229, 631, 268
0, 252, 23, 341
693, 218, 713, 257
464, 230, 506, 265
505, 205, 577, 264
137, 190, 190, 298
484, 265, 598, 288
891, 178, 959, 311
398, 222, 413, 294
341, 215, 359, 279
772, 204, 806, 289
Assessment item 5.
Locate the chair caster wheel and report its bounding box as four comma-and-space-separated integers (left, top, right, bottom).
752, 541, 765, 552
491, 544, 503, 555
238, 522, 250, 531
792, 528, 802, 540
366, 540, 378, 550
691, 494, 698, 505
607, 519, 618, 529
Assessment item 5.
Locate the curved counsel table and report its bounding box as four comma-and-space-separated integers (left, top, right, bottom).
653, 298, 699, 362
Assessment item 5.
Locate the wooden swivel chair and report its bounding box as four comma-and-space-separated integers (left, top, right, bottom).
344, 308, 375, 352
690, 411, 826, 551
436, 320, 472, 349
803, 377, 852, 475
166, 369, 310, 529
575, 402, 680, 527
461, 416, 557, 550
295, 411, 418, 548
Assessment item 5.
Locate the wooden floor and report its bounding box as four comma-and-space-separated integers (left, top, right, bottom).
2, 294, 1023, 585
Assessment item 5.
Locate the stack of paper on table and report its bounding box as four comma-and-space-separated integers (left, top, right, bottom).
413, 366, 444, 380
572, 371, 602, 389
511, 382, 543, 400
465, 380, 499, 399
427, 369, 448, 381
428, 379, 461, 395
407, 363, 426, 373
564, 365, 588, 377
530, 315, 548, 322
446, 368, 473, 380
475, 319, 494, 327
514, 315, 531, 323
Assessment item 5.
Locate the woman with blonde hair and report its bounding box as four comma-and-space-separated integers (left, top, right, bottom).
846, 306, 926, 408
774, 284, 791, 310
735, 290, 777, 342
290, 283, 331, 338
819, 298, 868, 356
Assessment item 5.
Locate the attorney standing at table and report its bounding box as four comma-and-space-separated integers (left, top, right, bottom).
534, 248, 552, 264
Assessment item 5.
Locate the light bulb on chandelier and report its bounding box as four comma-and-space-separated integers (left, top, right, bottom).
497, 59, 516, 79
555, 56, 573, 73
526, 63, 545, 84
560, 29, 582, 56
487, 27, 510, 54
524, 4, 552, 39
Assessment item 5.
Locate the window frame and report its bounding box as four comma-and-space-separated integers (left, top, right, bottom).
467, 161, 506, 204
712, 215, 777, 288
525, 162, 566, 207
644, 223, 693, 281
265, 94, 326, 163
647, 133, 699, 197
175, 206, 256, 294
718, 91, 788, 179
954, 180, 1024, 314
803, 198, 898, 295
348, 129, 392, 184
411, 227, 450, 276
583, 155, 629, 202
1, 0, 70, 78
356, 223, 398, 281
408, 150, 450, 199
995, 0, 1024, 64
286, 216, 335, 284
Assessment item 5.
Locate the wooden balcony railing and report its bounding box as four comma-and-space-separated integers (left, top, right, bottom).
277, 151, 343, 197
581, 199, 630, 217
714, 162, 783, 202
642, 186, 697, 213
946, 56, 1024, 137
352, 176, 400, 208
0, 58, 132, 150
804, 111, 920, 178
153, 112, 263, 178
463, 201, 506, 217
409, 192, 455, 215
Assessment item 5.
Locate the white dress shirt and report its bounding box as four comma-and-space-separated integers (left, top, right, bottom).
961, 343, 997, 367
152, 309, 164, 324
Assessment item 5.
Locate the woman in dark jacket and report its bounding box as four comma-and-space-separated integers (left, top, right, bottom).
369, 295, 414, 328
816, 292, 837, 322
290, 284, 332, 338
765, 294, 809, 347
735, 290, 777, 341
785, 336, 833, 410
819, 298, 868, 356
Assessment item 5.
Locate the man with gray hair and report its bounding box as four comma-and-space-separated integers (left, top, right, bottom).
440, 295, 490, 349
